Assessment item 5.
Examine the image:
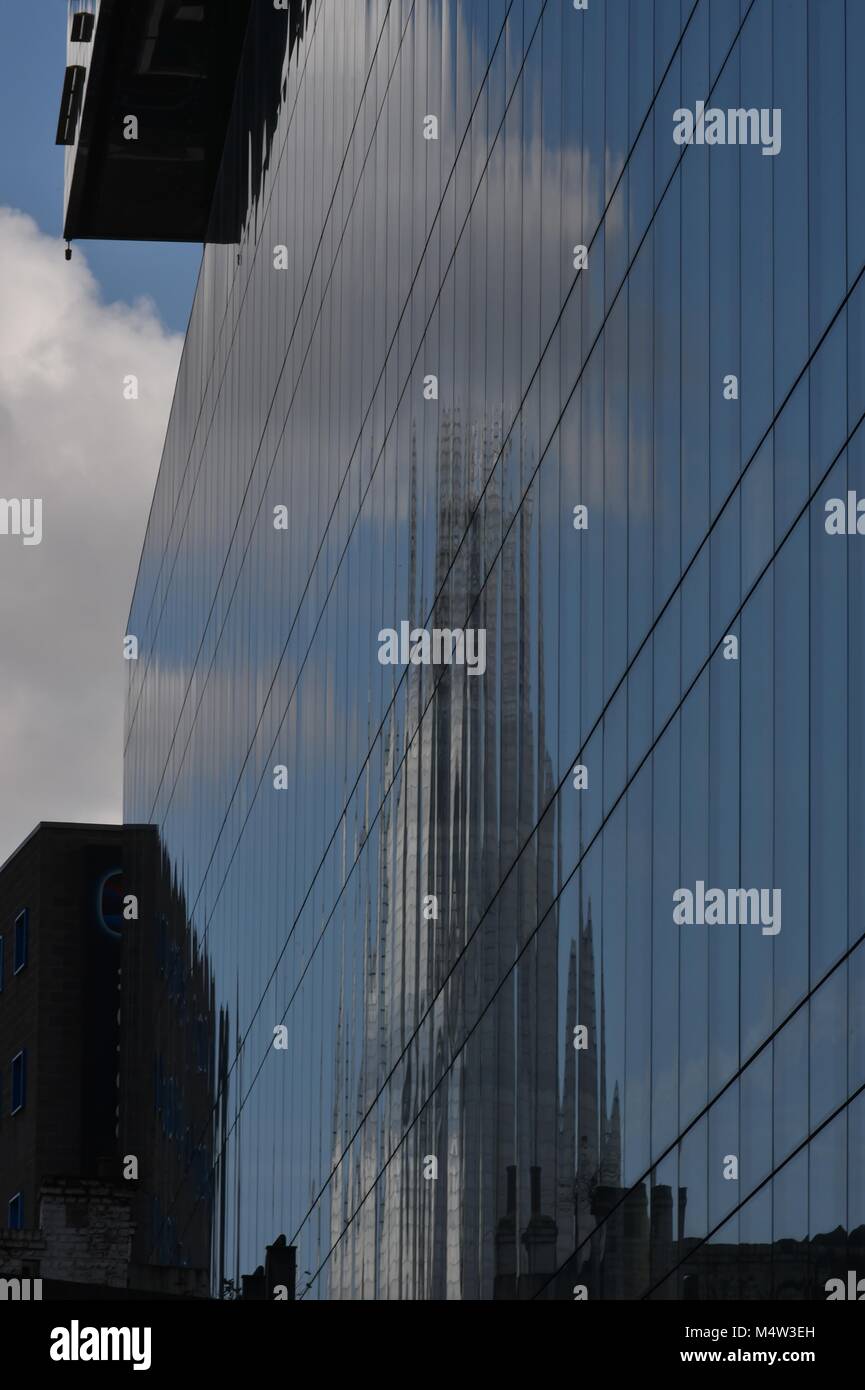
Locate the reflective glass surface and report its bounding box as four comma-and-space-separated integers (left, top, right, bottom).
125, 0, 865, 1299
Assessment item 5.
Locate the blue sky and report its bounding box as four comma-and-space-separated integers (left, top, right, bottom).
0, 1, 197, 863
0, 0, 200, 333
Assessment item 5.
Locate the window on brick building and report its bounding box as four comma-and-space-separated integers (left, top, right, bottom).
8, 1193, 23, 1229
11, 1050, 26, 1114
13, 909, 28, 974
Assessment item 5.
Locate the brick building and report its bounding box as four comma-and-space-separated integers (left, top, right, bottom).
0, 822, 215, 1296
0, 823, 144, 1228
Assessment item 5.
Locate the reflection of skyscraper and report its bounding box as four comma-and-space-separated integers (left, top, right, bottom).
106, 0, 865, 1302
327, 408, 572, 1299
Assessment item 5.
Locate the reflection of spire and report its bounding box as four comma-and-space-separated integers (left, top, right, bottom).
572, 879, 626, 1296
602, 1082, 621, 1187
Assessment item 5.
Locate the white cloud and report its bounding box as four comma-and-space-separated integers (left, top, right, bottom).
0, 208, 183, 866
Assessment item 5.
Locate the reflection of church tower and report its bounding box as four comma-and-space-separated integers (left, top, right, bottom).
603, 1083, 622, 1187
574, 895, 623, 1212
569, 888, 628, 1296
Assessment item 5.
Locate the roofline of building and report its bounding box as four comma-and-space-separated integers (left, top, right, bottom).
0, 822, 154, 880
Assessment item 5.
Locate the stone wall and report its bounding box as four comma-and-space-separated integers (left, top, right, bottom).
38, 1179, 134, 1288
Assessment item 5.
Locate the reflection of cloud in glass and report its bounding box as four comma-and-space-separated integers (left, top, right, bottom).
123, 0, 865, 1303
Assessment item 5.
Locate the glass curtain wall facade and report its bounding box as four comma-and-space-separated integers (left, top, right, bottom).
124, 0, 865, 1299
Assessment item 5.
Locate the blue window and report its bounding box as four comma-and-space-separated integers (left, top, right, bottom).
7, 1193, 23, 1230
11, 1050, 26, 1114
13, 910, 27, 974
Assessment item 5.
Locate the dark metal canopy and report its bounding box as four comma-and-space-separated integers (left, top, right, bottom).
59, 0, 255, 243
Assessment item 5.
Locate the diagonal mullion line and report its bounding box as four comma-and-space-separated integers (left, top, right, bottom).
637, 1082, 865, 1302
153, 0, 701, 959
134, 0, 526, 842
138, 0, 533, 1256
155, 0, 838, 1266
173, 0, 767, 1057
146, 0, 518, 852
125, 0, 396, 752
128, 0, 520, 776
532, 962, 865, 1297
313, 1053, 865, 1301
146, 0, 789, 1261
288, 401, 865, 1291
137, 0, 525, 1073
125, 0, 357, 695
139, 0, 416, 813
147, 0, 550, 1259
126, 0, 327, 703
168, 367, 865, 1277
143, 0, 541, 1026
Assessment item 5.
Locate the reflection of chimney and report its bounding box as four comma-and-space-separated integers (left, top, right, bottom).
493, 1167, 518, 1299
520, 1165, 558, 1296
622, 1184, 650, 1298
651, 1185, 673, 1245
242, 1266, 266, 1300
530, 1166, 541, 1215
265, 1235, 296, 1300
650, 1186, 676, 1301
242, 1236, 297, 1300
